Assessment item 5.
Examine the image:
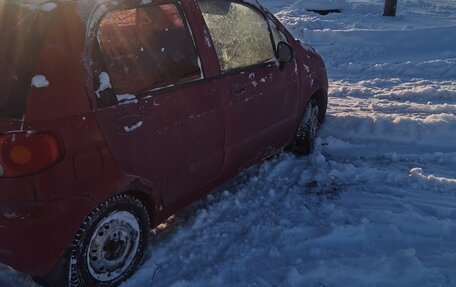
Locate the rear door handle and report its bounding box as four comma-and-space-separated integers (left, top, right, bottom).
115, 115, 145, 135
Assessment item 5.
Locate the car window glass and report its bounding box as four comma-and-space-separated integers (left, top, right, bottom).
269, 18, 288, 48
197, 0, 275, 72
94, 3, 201, 106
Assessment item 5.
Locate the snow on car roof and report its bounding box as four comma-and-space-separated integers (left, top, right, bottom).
4, 0, 59, 11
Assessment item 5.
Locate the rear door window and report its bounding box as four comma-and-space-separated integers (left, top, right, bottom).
93, 3, 202, 108
0, 2, 53, 119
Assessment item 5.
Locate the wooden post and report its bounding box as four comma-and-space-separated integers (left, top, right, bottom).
383, 0, 397, 16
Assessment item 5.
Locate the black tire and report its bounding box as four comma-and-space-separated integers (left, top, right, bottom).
315, 91, 328, 124
34, 194, 151, 287
292, 98, 320, 155
32, 276, 59, 287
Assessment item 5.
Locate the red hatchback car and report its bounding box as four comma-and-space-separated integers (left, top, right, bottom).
0, 0, 328, 286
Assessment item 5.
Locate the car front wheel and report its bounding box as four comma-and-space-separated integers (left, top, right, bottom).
292, 98, 320, 155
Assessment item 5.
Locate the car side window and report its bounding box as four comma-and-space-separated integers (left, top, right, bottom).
197, 0, 275, 72
93, 3, 202, 108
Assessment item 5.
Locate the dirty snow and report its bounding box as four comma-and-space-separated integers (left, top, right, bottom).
1, 0, 455, 286
292, 0, 349, 11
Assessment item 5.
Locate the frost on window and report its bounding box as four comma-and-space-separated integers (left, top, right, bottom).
198, 0, 275, 72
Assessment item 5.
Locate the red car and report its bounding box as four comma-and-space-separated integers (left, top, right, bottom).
0, 0, 328, 286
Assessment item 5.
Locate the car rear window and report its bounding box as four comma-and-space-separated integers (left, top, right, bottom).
0, 1, 53, 119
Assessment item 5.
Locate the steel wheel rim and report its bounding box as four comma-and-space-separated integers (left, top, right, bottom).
86, 210, 141, 282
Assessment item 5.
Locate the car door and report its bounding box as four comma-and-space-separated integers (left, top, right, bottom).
87, 1, 225, 205
197, 0, 300, 171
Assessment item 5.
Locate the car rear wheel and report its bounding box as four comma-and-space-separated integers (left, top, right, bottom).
33, 194, 150, 287
69, 194, 150, 287
292, 98, 320, 155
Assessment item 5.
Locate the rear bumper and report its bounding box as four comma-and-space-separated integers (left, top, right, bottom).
0, 196, 96, 276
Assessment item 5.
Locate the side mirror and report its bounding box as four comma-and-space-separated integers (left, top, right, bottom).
277, 41, 293, 63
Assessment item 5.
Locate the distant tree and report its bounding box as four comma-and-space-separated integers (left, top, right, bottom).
383, 0, 398, 16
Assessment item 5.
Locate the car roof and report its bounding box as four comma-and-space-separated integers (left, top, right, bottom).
3, 0, 264, 19
2, 0, 268, 43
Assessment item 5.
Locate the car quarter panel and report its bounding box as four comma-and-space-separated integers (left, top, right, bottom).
26, 2, 91, 123
0, 196, 96, 276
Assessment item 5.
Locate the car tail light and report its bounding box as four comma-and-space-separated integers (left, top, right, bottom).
0, 132, 63, 177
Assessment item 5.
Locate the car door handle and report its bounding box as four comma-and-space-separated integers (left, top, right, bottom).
231, 84, 246, 97
115, 115, 145, 135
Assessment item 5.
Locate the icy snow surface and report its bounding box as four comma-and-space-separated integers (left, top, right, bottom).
1, 0, 456, 286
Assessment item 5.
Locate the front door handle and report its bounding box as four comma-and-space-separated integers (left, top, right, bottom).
231, 84, 246, 97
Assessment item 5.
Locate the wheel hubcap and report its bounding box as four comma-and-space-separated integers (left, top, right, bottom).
103, 236, 127, 261
87, 211, 140, 282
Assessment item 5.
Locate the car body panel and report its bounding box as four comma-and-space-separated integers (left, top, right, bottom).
25, 2, 91, 123
0, 196, 96, 276
85, 0, 226, 207
93, 83, 226, 207
221, 61, 300, 172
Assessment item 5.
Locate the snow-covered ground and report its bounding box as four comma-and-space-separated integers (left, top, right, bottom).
1, 0, 455, 286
